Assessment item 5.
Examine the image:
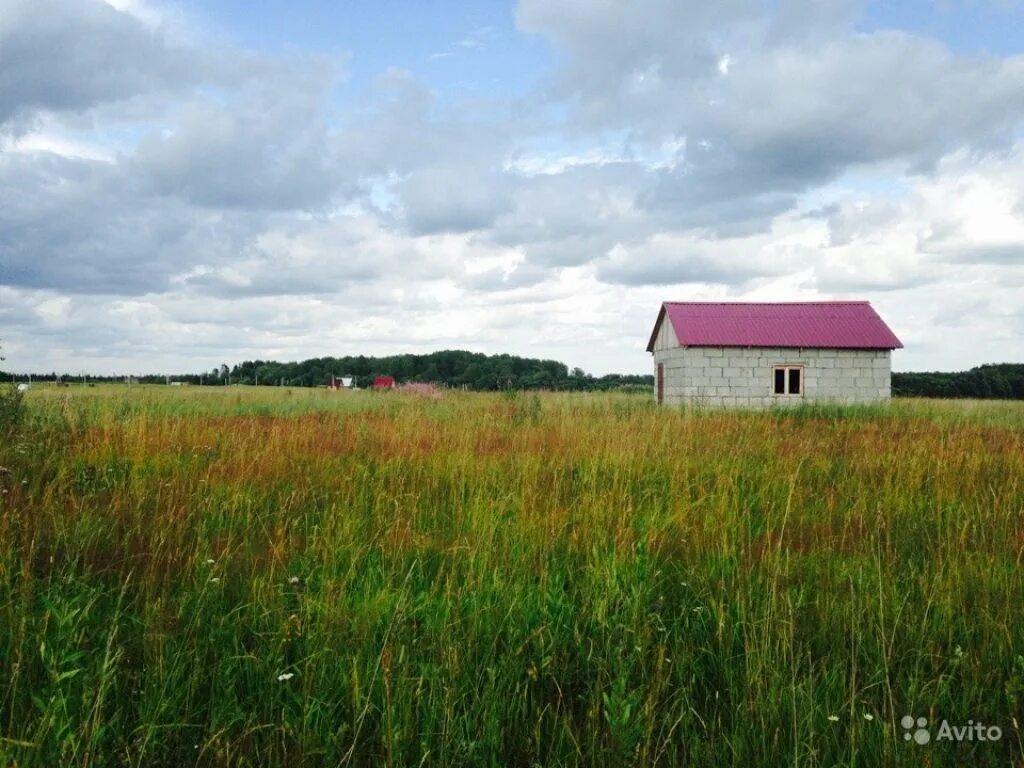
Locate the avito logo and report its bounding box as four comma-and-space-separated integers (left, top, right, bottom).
901, 715, 1002, 745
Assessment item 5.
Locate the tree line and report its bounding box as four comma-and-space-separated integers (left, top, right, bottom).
0, 350, 654, 392
891, 363, 1024, 399
226, 351, 654, 391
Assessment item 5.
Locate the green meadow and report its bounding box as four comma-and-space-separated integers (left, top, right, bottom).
1, 385, 1022, 767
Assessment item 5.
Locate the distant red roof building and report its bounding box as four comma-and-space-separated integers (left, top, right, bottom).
373, 375, 396, 390
647, 301, 903, 352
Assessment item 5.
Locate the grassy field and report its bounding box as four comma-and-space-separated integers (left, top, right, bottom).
1, 385, 1023, 767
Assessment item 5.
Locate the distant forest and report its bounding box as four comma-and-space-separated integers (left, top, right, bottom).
224, 351, 654, 391
0, 350, 653, 392
891, 363, 1024, 399
3, 356, 1023, 399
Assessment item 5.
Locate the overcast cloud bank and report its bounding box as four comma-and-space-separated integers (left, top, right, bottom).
1, 0, 1023, 374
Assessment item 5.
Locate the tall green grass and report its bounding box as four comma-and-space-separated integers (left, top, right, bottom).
1, 386, 1022, 766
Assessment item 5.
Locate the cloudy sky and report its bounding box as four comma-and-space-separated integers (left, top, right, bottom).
2, 0, 1023, 375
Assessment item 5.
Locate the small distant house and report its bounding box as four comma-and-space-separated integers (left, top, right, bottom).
373, 375, 396, 390
647, 301, 903, 407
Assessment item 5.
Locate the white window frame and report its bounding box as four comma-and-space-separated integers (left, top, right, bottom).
773, 365, 804, 397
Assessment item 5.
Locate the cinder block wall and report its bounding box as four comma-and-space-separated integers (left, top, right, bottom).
653, 346, 892, 407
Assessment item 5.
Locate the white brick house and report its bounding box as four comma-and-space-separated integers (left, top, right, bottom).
647, 301, 903, 407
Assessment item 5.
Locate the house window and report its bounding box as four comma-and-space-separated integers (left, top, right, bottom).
773, 365, 803, 396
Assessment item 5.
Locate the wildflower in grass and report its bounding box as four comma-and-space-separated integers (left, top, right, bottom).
828, 715, 839, 722
277, 672, 295, 682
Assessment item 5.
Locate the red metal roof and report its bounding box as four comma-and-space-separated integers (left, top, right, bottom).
647, 301, 903, 351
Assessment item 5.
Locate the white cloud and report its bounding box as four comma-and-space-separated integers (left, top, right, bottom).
2, 0, 1024, 376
